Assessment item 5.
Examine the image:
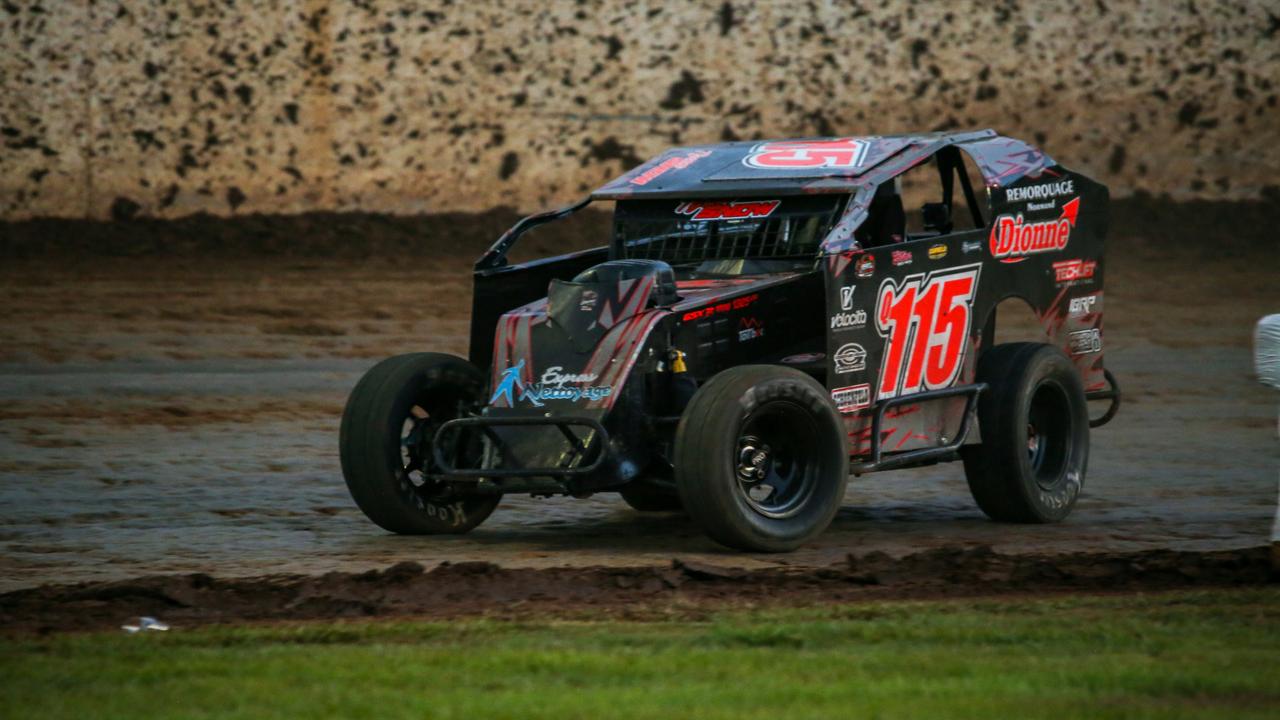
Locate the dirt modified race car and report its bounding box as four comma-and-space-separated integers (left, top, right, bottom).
340, 129, 1121, 552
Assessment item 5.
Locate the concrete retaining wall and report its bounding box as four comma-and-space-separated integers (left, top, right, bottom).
2, 1, 1277, 220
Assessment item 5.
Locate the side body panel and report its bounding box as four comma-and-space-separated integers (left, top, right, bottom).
824, 164, 1109, 458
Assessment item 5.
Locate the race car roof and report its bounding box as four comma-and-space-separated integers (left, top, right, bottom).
591, 129, 1055, 200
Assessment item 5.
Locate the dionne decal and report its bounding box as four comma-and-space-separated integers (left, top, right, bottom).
989, 197, 1080, 263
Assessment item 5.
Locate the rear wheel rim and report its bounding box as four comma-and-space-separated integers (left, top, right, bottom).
734, 401, 820, 519
1027, 379, 1072, 490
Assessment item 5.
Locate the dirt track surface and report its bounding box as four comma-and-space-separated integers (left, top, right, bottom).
1, 546, 1271, 635
1, 226, 1277, 594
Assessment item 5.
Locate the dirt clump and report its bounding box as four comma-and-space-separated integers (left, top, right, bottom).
1, 546, 1269, 636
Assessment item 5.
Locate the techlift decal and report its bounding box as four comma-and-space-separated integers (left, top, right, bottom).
676, 199, 780, 221
629, 149, 712, 186
989, 197, 1080, 263
489, 360, 613, 407
1053, 258, 1097, 284
875, 264, 981, 400
743, 138, 869, 169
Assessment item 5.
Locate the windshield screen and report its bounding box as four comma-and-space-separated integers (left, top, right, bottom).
613, 195, 847, 273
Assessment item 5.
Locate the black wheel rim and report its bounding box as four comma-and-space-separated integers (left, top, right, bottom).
398, 391, 476, 507
1026, 379, 1072, 490
734, 401, 820, 519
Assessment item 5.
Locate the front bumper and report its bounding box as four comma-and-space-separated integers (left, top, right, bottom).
431, 415, 608, 479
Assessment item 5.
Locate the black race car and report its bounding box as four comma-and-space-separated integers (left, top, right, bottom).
339, 130, 1120, 552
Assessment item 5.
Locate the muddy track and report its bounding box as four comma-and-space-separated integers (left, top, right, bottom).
2, 546, 1272, 635
0, 201, 1276, 596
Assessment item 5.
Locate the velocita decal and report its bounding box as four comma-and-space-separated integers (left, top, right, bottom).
675, 199, 780, 221
989, 197, 1080, 263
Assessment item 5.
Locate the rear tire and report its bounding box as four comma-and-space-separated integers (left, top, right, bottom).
961, 343, 1089, 522
340, 353, 500, 534
675, 365, 848, 552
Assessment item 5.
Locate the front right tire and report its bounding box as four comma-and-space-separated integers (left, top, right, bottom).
674, 365, 849, 552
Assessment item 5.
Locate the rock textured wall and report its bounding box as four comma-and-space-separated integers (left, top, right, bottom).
2, 1, 1277, 220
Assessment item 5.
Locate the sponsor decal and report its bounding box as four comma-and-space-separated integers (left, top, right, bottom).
839, 284, 856, 310
579, 289, 598, 312
875, 264, 981, 400
830, 309, 867, 331
1068, 295, 1098, 316
1067, 328, 1102, 355
675, 199, 780, 221
833, 343, 867, 374
1004, 179, 1074, 203
961, 240, 983, 254
629, 149, 712, 186
738, 316, 764, 342
1053, 258, 1097, 284
1027, 200, 1056, 211
680, 293, 759, 322
743, 138, 869, 169
989, 197, 1079, 263
831, 384, 871, 414
928, 244, 948, 260
489, 360, 613, 407
782, 352, 824, 364
891, 249, 912, 266
855, 254, 876, 278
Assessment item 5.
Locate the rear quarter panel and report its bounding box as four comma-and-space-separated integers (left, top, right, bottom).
824, 166, 1109, 458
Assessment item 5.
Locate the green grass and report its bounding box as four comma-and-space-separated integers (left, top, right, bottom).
2, 589, 1277, 719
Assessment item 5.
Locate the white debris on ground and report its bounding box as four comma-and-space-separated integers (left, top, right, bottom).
121, 617, 170, 633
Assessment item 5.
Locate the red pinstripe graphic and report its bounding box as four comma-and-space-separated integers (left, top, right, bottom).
586, 310, 669, 410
